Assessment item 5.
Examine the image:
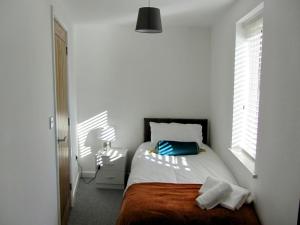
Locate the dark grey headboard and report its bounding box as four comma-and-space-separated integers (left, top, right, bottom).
144, 118, 208, 145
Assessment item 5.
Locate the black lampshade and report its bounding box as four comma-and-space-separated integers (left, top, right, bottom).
135, 7, 162, 33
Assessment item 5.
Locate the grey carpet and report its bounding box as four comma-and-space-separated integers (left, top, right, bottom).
68, 178, 123, 225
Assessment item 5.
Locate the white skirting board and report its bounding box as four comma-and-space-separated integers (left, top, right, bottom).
71, 170, 96, 206
71, 172, 81, 207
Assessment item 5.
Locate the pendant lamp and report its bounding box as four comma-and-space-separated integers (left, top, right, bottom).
135, 0, 162, 33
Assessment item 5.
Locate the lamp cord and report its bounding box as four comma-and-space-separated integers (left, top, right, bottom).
148, 0, 150, 7
77, 161, 100, 184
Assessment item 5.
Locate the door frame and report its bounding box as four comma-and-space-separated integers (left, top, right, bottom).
50, 6, 72, 225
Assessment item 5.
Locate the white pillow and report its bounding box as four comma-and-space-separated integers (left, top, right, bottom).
150, 122, 203, 147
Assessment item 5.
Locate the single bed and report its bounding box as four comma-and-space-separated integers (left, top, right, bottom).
116, 118, 261, 225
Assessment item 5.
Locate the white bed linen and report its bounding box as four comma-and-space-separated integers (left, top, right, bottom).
126, 142, 237, 190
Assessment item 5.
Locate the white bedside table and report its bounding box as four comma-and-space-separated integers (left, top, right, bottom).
95, 148, 128, 190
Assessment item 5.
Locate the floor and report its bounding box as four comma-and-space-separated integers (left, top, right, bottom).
68, 179, 123, 225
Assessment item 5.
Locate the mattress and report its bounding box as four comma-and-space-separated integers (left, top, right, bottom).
126, 142, 237, 190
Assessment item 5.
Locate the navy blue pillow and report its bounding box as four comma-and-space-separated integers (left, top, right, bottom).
155, 140, 199, 156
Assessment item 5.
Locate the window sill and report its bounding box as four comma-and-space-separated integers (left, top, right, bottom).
228, 147, 257, 178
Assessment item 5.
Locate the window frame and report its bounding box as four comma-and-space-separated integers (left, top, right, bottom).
229, 3, 264, 177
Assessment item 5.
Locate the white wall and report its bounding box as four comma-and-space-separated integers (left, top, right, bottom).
210, 0, 300, 225
0, 1, 57, 224
74, 26, 211, 173
0, 0, 78, 224
254, 0, 300, 224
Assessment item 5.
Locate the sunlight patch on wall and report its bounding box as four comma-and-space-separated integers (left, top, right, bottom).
77, 111, 116, 158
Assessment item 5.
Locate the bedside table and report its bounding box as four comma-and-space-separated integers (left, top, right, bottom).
95, 148, 128, 190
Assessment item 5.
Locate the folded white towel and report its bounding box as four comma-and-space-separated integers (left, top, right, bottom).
196, 181, 232, 210
199, 176, 251, 210
199, 176, 220, 193
222, 185, 250, 210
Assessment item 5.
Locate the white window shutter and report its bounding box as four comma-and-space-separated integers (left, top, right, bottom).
232, 16, 263, 159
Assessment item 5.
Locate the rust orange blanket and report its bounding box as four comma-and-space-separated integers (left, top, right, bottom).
116, 183, 261, 225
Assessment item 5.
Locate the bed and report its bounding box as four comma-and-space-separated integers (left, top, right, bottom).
116, 118, 261, 225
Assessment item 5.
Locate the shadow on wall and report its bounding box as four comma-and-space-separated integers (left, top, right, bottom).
77, 111, 116, 158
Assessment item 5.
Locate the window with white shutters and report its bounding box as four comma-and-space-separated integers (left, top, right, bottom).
231, 15, 263, 159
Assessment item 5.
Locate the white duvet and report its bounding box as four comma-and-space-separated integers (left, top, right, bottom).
126, 142, 237, 190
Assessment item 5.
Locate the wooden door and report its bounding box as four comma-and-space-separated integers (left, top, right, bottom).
54, 19, 70, 225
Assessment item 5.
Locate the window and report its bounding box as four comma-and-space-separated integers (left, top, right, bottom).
231, 6, 263, 164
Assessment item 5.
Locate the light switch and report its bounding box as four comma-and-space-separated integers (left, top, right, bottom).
49, 116, 55, 130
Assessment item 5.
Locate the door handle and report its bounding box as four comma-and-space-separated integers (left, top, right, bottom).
58, 136, 67, 143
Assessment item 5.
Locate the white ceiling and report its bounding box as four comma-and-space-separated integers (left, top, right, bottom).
62, 0, 236, 26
